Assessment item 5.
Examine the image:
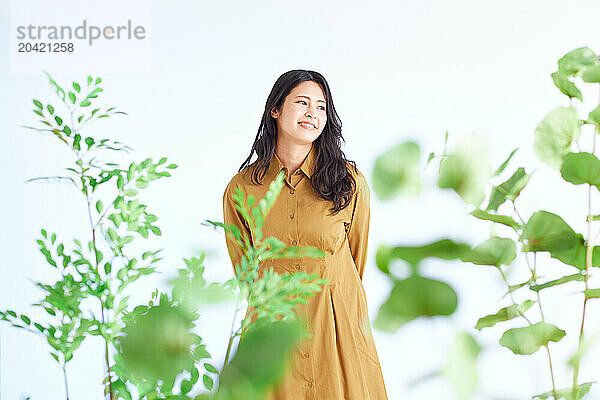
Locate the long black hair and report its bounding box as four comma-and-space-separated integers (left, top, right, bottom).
239, 69, 358, 216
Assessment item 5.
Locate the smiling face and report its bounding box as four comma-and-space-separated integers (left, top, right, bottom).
270, 80, 327, 146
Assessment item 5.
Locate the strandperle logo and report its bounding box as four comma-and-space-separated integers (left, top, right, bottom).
16, 20, 147, 46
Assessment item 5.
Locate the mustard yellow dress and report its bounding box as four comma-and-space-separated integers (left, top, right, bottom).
222, 144, 388, 400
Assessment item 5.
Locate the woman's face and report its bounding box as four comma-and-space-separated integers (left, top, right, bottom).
271, 80, 327, 146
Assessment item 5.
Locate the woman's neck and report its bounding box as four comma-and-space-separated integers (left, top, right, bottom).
275, 142, 312, 175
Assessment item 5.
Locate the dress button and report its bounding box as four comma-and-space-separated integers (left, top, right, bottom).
303, 352, 310, 358
290, 214, 294, 219
290, 189, 295, 194
295, 264, 301, 270
292, 240, 297, 246
306, 381, 313, 388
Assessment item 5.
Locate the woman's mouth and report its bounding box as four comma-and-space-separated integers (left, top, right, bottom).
298, 121, 316, 130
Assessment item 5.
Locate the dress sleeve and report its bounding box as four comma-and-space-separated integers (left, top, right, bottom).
222, 181, 253, 279
346, 174, 371, 281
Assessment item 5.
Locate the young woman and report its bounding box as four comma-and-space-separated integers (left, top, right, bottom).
222, 70, 388, 400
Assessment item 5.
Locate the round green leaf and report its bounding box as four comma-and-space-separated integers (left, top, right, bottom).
560, 152, 600, 187
372, 141, 420, 200
438, 134, 490, 207
557, 47, 597, 75
533, 107, 581, 170
374, 276, 458, 332
500, 322, 565, 355
521, 211, 578, 253
551, 71, 583, 101
461, 237, 516, 268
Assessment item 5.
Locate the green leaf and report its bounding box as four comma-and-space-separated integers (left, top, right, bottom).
584, 288, 600, 299
95, 77, 102, 85
460, 237, 516, 268
581, 65, 600, 82
63, 125, 71, 136
150, 226, 161, 236
521, 211, 578, 254
374, 276, 458, 332
20, 315, 31, 325
372, 141, 421, 200
96, 200, 103, 213
438, 133, 490, 207
104, 262, 112, 274
204, 363, 218, 373
588, 104, 600, 124
533, 107, 581, 170
47, 104, 54, 115
530, 273, 585, 292
87, 76, 92, 85
551, 233, 600, 270
73, 134, 81, 150
551, 71, 583, 102
500, 322, 565, 355
135, 178, 148, 189
166, 164, 178, 169
33, 99, 43, 109
486, 167, 530, 212
475, 300, 535, 330
557, 47, 597, 75
117, 301, 198, 386
492, 148, 519, 177
54, 116, 63, 126
85, 137, 94, 149
80, 100, 91, 107
560, 152, 600, 187
533, 382, 594, 400
203, 374, 213, 390
470, 209, 521, 230
219, 318, 305, 397
375, 239, 471, 273
72, 82, 80, 92
68, 91, 76, 104
440, 331, 482, 400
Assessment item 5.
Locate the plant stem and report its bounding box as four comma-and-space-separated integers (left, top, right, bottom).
572, 121, 597, 397
512, 202, 558, 398
497, 267, 532, 325
62, 363, 70, 400
222, 298, 242, 370
86, 185, 114, 400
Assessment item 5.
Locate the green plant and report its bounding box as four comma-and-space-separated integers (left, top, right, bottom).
371, 47, 600, 400
0, 72, 329, 400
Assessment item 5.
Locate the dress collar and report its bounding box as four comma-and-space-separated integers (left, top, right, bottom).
268, 144, 316, 179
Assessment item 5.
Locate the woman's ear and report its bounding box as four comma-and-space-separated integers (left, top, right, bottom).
270, 107, 279, 118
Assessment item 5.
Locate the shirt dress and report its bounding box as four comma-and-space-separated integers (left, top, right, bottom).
222, 144, 388, 400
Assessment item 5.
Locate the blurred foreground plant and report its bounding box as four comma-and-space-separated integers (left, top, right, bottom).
371, 47, 600, 400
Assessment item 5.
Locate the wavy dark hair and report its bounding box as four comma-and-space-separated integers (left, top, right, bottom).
238, 70, 358, 216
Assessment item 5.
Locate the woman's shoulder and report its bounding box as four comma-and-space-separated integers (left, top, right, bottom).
223, 165, 255, 199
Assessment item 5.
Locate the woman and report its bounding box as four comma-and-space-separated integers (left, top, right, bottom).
222, 69, 388, 400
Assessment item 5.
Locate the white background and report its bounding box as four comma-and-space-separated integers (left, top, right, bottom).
1, 0, 600, 399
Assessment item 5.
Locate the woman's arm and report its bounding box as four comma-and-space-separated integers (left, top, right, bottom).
222, 181, 253, 279
346, 174, 371, 281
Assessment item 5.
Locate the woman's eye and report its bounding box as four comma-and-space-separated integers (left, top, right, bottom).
318, 106, 326, 110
